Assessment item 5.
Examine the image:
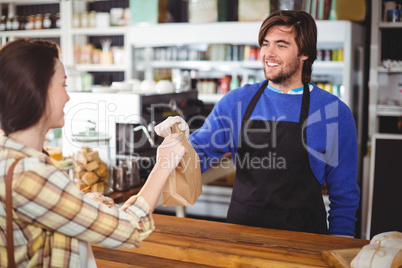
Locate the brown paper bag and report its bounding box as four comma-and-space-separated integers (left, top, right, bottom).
161, 123, 202, 206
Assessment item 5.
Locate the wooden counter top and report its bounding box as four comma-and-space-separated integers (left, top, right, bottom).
92, 214, 369, 267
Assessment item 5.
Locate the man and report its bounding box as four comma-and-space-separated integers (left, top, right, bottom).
155, 10, 359, 237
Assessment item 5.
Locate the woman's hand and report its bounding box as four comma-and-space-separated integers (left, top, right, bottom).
120, 195, 138, 211
154, 133, 187, 173
121, 133, 187, 212
155, 116, 190, 139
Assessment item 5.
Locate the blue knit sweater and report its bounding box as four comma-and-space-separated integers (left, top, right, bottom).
190, 80, 360, 237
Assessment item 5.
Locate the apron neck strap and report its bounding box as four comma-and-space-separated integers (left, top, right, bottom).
243, 81, 310, 124
242, 80, 269, 123
299, 84, 310, 123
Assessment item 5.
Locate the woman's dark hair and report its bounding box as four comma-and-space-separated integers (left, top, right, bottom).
0, 38, 60, 135
258, 10, 317, 85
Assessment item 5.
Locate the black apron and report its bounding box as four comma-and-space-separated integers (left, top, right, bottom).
227, 81, 328, 234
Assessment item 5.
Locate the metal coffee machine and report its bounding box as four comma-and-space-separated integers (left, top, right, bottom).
63, 90, 202, 191
115, 91, 201, 183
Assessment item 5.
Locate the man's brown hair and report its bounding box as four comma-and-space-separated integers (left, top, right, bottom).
258, 10, 317, 85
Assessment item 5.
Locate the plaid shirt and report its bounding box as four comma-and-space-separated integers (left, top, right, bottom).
0, 135, 154, 267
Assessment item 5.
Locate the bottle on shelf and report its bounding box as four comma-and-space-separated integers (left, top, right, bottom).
55, 13, 61, 28
73, 13, 80, 28
6, 16, 12, 31
0, 16, 6, 31
81, 12, 89, 28
43, 13, 52, 29
241, 72, 249, 87
11, 15, 20, 31
88, 11, 97, 28
19, 16, 26, 30
230, 73, 240, 90
34, 14, 43, 30
26, 15, 34, 30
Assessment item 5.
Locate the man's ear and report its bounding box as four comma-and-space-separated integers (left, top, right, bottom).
300, 54, 309, 61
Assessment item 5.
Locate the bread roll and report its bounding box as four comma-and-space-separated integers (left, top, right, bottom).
76, 180, 89, 192
85, 160, 99, 171
76, 149, 88, 165
87, 151, 100, 163
90, 182, 105, 193
74, 148, 109, 194
74, 162, 85, 179
99, 174, 109, 183
95, 161, 108, 177
352, 232, 402, 268
82, 171, 99, 185
85, 192, 115, 208
371, 232, 402, 249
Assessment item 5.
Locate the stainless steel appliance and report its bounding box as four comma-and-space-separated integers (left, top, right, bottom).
114, 91, 201, 181
63, 90, 201, 184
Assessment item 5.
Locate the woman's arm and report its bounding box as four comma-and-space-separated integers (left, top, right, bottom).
11, 134, 186, 248
121, 133, 187, 211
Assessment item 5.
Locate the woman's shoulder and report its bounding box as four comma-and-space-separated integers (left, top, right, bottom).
4, 150, 64, 178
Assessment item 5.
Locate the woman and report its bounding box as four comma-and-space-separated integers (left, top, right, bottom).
0, 39, 186, 267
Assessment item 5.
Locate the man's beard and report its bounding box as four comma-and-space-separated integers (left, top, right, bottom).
264, 55, 303, 87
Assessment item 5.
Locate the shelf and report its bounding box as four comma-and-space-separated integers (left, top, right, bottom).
148, 60, 261, 71
378, 66, 402, 73
198, 94, 224, 104
241, 61, 262, 69
314, 61, 344, 69
377, 105, 402, 117
71, 27, 128, 36
137, 60, 342, 73
129, 21, 353, 47
369, 0, 402, 135
0, 0, 59, 4
129, 22, 260, 47
74, 64, 126, 72
0, 29, 61, 38
379, 22, 402, 29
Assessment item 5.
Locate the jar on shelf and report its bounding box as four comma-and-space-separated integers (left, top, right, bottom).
88, 11, 96, 28
6, 16, 13, 31
0, 16, 6, 31
11, 15, 20, 30
43, 13, 52, 29
71, 120, 113, 195
73, 13, 80, 28
110, 8, 123, 26
123, 8, 131, 26
19, 16, 26, 30
188, 0, 217, 23
55, 13, 61, 28
34, 14, 43, 30
25, 15, 34, 30
80, 12, 89, 28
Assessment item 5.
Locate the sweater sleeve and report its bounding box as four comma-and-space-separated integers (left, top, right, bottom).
190, 93, 236, 173
189, 82, 263, 173
323, 101, 360, 237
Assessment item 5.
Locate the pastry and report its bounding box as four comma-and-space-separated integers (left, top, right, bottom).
85, 160, 99, 171
351, 232, 402, 268
90, 182, 105, 193
85, 191, 116, 208
87, 151, 100, 163
94, 161, 108, 177
82, 171, 99, 185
